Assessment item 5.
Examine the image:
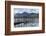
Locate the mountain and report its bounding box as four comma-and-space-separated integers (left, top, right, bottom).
14, 12, 39, 18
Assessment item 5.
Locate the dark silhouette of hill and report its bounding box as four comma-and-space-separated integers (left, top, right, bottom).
14, 12, 39, 18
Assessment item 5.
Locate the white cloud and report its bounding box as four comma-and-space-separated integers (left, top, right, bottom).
14, 8, 39, 14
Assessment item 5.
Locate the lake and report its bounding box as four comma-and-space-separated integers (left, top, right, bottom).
14, 18, 39, 27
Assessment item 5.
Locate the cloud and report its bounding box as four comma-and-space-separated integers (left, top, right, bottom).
14, 8, 39, 14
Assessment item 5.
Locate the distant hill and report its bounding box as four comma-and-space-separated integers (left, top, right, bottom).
14, 12, 39, 18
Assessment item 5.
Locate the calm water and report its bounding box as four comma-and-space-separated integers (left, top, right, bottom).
14, 18, 39, 27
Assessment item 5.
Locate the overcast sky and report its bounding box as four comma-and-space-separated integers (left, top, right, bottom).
14, 8, 39, 14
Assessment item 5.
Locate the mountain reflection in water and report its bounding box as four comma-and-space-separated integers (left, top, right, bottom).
14, 18, 39, 27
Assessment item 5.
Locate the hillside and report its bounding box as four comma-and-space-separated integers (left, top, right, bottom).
14, 12, 39, 18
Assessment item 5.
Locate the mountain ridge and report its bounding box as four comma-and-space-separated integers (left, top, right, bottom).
14, 12, 39, 18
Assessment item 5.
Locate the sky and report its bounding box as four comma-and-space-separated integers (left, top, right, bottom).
14, 8, 39, 14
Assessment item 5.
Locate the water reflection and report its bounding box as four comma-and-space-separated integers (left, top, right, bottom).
14, 18, 39, 27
